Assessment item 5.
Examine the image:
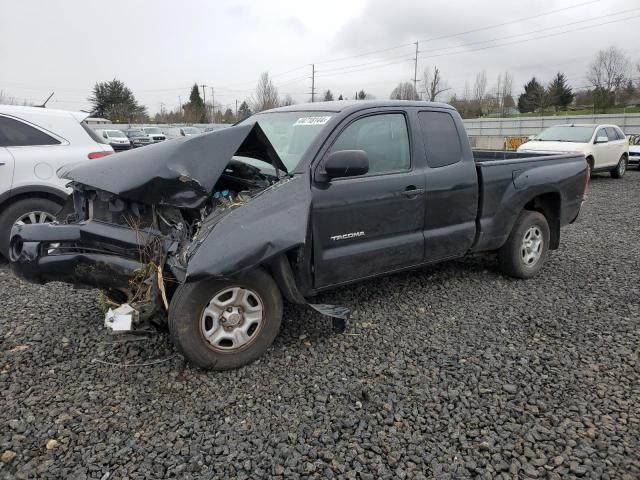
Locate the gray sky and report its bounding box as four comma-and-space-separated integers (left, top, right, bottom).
1, 0, 638, 114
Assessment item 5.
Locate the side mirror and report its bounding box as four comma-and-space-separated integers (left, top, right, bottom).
595, 136, 608, 144
527, 134, 536, 141
320, 150, 369, 181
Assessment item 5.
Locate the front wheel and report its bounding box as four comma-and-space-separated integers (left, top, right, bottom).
0, 198, 60, 258
168, 267, 283, 370
610, 155, 627, 179
498, 210, 550, 279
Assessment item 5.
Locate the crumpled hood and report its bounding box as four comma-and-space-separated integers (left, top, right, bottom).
58, 123, 287, 209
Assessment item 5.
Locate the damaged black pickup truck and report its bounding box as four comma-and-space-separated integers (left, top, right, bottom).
10, 101, 589, 370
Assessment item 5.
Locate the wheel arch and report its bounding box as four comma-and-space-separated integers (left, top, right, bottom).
523, 191, 561, 249
0, 186, 68, 215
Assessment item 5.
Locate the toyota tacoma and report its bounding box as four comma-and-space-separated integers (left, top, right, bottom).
10, 101, 590, 370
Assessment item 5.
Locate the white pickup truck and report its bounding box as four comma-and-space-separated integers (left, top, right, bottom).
518, 124, 629, 178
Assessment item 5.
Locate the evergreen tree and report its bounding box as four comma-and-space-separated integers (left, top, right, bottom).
517, 77, 544, 113
548, 73, 574, 111
323, 90, 334, 101
237, 101, 252, 120
223, 108, 235, 123
357, 90, 367, 100
183, 84, 207, 123
89, 79, 147, 122
338, 94, 344, 100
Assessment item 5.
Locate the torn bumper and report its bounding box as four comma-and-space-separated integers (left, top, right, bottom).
9, 221, 147, 289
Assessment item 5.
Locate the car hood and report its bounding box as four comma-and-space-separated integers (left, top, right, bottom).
518, 140, 585, 153
58, 123, 287, 209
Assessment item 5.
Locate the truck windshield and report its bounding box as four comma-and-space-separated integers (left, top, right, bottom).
238, 112, 333, 171
144, 127, 162, 134
535, 125, 596, 143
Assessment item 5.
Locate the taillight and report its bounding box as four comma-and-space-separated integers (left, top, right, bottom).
88, 151, 113, 160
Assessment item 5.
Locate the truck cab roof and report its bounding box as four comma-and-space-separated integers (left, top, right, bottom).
264, 100, 455, 115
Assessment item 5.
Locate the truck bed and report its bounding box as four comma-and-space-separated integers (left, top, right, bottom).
470, 150, 588, 254
473, 150, 569, 163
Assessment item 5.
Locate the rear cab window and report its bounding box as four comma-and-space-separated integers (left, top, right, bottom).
0, 115, 61, 147
418, 111, 462, 168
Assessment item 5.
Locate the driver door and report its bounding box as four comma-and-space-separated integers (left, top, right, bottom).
311, 112, 426, 288
593, 127, 613, 168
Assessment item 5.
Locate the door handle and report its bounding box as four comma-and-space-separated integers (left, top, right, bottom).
401, 187, 425, 197
0, 161, 5, 166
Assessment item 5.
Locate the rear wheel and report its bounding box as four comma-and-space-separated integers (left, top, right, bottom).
168, 267, 283, 370
498, 210, 550, 279
610, 154, 627, 179
0, 198, 60, 258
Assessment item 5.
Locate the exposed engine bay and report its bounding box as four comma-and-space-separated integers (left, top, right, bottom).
47, 158, 281, 324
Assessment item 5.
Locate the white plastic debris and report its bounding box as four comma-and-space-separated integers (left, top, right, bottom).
104, 303, 139, 333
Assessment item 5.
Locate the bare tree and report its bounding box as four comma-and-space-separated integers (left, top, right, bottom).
472, 71, 487, 106
421, 66, 450, 101
390, 82, 419, 100
587, 46, 630, 112
252, 72, 280, 112
280, 94, 295, 106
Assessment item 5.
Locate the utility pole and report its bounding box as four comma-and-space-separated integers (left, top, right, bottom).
235, 99, 238, 120
211, 87, 216, 123
412, 41, 420, 93
310, 64, 316, 102
200, 84, 207, 122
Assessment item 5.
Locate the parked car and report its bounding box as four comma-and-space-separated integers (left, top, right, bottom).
95, 129, 132, 151
517, 124, 629, 178
125, 128, 152, 148
142, 126, 166, 143
10, 101, 589, 369
180, 126, 201, 136
627, 134, 640, 170
0, 105, 113, 258
164, 126, 202, 140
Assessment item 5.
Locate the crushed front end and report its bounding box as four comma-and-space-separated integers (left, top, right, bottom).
9, 123, 286, 328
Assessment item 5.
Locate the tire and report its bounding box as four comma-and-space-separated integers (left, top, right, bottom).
0, 198, 61, 258
610, 154, 627, 179
498, 210, 550, 279
168, 267, 283, 370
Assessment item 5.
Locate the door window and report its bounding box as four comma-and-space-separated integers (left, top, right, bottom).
0, 116, 60, 147
418, 111, 462, 168
330, 114, 410, 174
595, 128, 607, 141
605, 127, 619, 141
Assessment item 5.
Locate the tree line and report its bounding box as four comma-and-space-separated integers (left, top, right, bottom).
86, 44, 639, 124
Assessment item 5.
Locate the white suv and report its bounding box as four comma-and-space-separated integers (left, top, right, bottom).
0, 105, 114, 257
517, 124, 629, 178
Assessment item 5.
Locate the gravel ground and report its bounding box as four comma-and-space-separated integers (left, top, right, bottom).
1, 172, 639, 480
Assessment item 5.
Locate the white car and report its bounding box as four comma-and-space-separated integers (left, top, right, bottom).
0, 105, 114, 257
95, 129, 132, 151
628, 134, 640, 170
517, 124, 629, 178
142, 126, 166, 143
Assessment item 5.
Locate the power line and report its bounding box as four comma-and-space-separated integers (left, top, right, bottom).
418, 13, 640, 61
309, 0, 599, 68
417, 7, 640, 57
416, 0, 601, 44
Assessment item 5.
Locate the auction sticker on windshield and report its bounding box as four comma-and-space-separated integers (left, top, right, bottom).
294, 116, 331, 126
